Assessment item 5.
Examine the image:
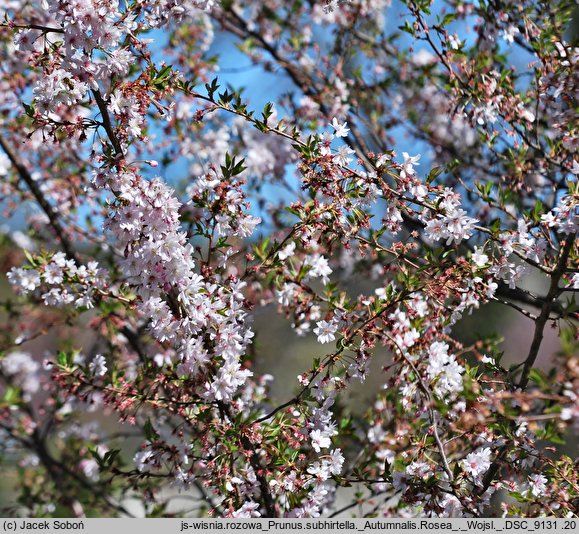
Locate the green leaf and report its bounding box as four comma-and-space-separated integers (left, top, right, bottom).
56, 351, 71, 367
154, 65, 172, 85
103, 449, 121, 467
88, 446, 104, 468
528, 368, 546, 387
144, 419, 159, 441
440, 13, 457, 26
399, 19, 415, 36
205, 77, 220, 99
2, 386, 20, 404
22, 102, 35, 117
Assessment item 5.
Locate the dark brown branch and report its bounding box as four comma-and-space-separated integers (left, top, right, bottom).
0, 133, 79, 262
518, 235, 575, 389
30, 428, 135, 517
496, 283, 563, 315
0, 22, 64, 33
93, 89, 125, 158
478, 235, 576, 495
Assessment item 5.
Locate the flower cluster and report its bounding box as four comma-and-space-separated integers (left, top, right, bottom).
95, 168, 256, 402
424, 198, 478, 246
33, 69, 89, 114
8, 253, 106, 309
425, 341, 464, 399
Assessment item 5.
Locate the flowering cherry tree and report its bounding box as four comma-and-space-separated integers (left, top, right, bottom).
0, 0, 577, 519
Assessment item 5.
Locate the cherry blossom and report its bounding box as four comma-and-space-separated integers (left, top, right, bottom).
330, 117, 350, 138
88, 354, 107, 377
528, 474, 548, 497
313, 319, 339, 344
461, 448, 492, 481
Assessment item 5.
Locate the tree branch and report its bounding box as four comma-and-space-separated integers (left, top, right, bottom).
518, 235, 575, 389
93, 89, 125, 158
0, 134, 79, 262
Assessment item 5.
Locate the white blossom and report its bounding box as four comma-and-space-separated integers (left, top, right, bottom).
461, 448, 492, 480
330, 117, 350, 137
88, 354, 107, 377
528, 474, 548, 497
